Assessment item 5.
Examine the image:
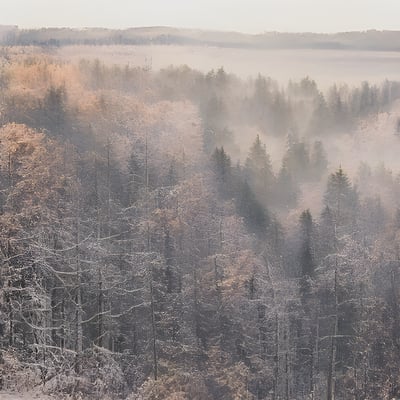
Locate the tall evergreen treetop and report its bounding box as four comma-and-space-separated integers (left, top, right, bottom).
245, 135, 274, 187
324, 167, 351, 208
245, 135, 272, 174
324, 167, 358, 228
244, 135, 275, 206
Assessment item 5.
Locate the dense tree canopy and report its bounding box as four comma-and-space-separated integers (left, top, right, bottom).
0, 50, 399, 400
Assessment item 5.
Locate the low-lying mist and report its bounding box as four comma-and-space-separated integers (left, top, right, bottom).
59, 45, 400, 88
6, 45, 400, 222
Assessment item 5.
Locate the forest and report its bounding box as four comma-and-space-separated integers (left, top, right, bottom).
0, 45, 400, 399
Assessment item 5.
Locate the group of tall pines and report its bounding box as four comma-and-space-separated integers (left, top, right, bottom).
0, 51, 400, 399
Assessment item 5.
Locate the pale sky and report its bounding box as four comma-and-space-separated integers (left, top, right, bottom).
1, 0, 399, 33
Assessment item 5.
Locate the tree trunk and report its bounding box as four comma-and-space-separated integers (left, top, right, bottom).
327, 266, 338, 400
273, 312, 280, 400
97, 267, 104, 347
75, 212, 83, 354
149, 277, 158, 381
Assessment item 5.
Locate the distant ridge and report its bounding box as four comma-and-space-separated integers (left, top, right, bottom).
0, 25, 18, 42
2, 26, 400, 51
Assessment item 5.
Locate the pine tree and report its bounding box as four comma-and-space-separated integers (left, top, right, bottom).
324, 167, 358, 229
309, 92, 330, 135
212, 147, 232, 188
245, 135, 274, 205
282, 139, 310, 182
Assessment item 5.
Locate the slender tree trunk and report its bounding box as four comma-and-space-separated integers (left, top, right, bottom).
51, 287, 57, 346
97, 268, 103, 347
149, 277, 158, 380
327, 266, 338, 400
273, 312, 279, 400
285, 350, 290, 400
145, 132, 157, 379
6, 242, 13, 347
7, 292, 13, 347
8, 151, 12, 189
75, 212, 83, 355
60, 297, 65, 351
310, 333, 314, 400
312, 311, 320, 400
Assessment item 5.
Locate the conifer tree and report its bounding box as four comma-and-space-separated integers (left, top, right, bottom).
211, 147, 232, 196
245, 135, 274, 205
324, 167, 358, 229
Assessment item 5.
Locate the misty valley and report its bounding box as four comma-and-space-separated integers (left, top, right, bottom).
1, 33, 400, 400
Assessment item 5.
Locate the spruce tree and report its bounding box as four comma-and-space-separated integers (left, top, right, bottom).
324, 167, 358, 229
245, 135, 274, 205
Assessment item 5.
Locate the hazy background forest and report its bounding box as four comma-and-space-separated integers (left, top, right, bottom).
1, 23, 400, 400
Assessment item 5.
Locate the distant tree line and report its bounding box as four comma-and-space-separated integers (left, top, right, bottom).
4, 27, 400, 51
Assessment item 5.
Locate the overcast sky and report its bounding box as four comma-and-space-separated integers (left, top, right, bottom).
1, 0, 399, 33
